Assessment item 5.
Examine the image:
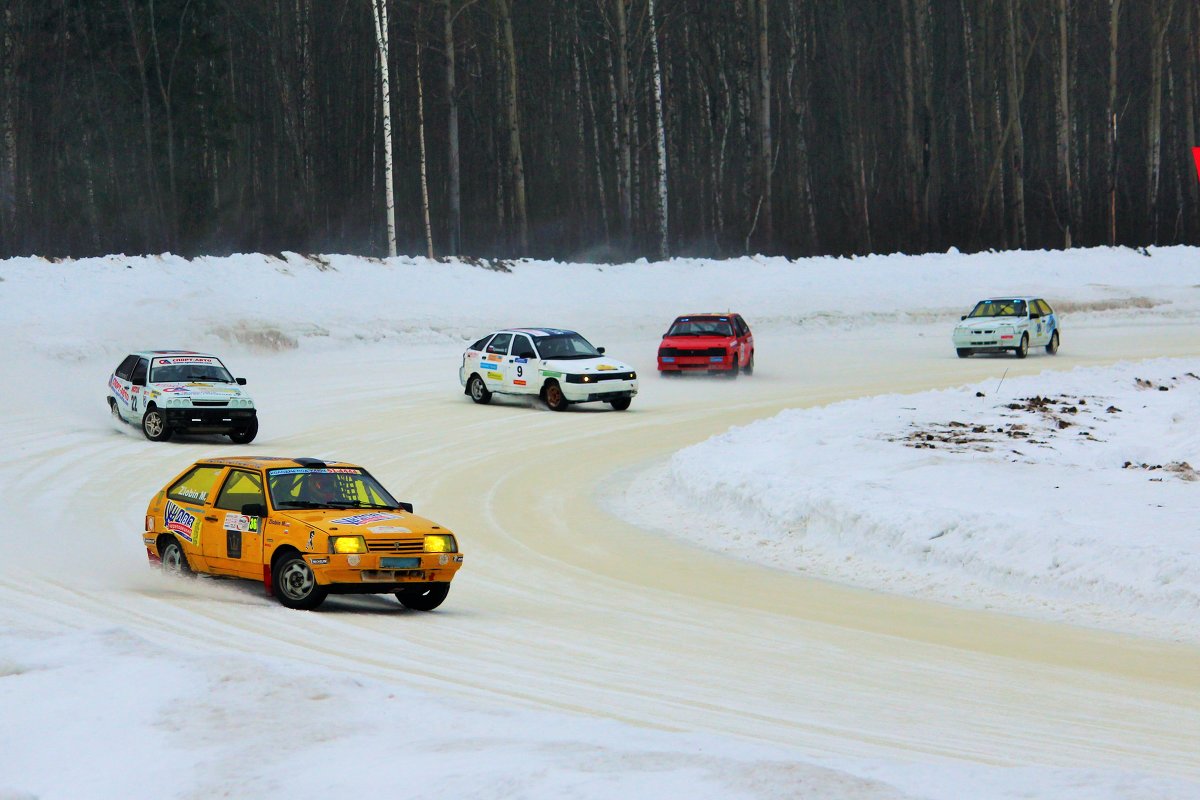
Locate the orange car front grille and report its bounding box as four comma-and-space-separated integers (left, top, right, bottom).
366, 539, 424, 554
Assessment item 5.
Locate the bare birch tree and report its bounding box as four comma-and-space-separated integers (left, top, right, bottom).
647, 0, 669, 259
370, 0, 397, 257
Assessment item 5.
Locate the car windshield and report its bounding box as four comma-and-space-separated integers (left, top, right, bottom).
535, 333, 601, 360
267, 467, 402, 510
667, 317, 734, 337
150, 357, 235, 384
968, 300, 1026, 318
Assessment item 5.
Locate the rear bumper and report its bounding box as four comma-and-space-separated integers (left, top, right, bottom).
658, 355, 734, 371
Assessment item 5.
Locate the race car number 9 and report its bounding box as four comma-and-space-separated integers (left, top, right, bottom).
516, 365, 524, 377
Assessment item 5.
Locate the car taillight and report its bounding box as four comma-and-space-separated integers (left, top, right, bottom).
145, 515, 155, 531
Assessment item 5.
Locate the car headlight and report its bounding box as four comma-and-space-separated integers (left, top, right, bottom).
167, 397, 189, 408
424, 534, 457, 553
232, 398, 254, 408
329, 535, 367, 554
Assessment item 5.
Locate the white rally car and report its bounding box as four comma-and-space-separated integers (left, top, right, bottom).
459, 328, 638, 411
952, 297, 1060, 359
108, 350, 258, 442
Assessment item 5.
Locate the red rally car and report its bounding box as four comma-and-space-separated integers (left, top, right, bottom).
657, 313, 754, 376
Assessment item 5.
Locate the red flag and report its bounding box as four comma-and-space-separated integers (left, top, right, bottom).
1194, 147, 1200, 184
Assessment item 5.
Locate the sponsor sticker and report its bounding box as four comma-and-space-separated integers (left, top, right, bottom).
596, 364, 617, 371
541, 370, 563, 378
487, 371, 503, 381
514, 357, 528, 364
109, 376, 130, 402
154, 357, 216, 366
309, 557, 329, 565
369, 525, 411, 534
223, 513, 250, 532
269, 467, 362, 476
513, 379, 527, 386
331, 512, 401, 526
164, 501, 200, 544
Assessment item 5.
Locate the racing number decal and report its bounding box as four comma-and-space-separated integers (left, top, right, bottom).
516, 365, 524, 378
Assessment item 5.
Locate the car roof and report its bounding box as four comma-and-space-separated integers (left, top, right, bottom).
673, 313, 738, 319
131, 350, 221, 359
190, 456, 363, 471
972, 297, 1043, 302
496, 327, 579, 338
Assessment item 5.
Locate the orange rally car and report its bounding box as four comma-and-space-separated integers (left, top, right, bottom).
143, 456, 463, 610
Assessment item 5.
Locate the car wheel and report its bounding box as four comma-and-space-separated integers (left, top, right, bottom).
544, 381, 568, 411
272, 554, 328, 610
468, 374, 492, 404
1046, 330, 1059, 355
141, 407, 172, 441
160, 539, 192, 576
956, 348, 972, 358
742, 351, 754, 376
1014, 334, 1028, 359
109, 398, 121, 420
726, 356, 740, 379
395, 584, 450, 611
228, 417, 258, 444
609, 397, 631, 411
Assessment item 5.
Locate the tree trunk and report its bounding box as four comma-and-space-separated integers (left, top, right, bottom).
0, 3, 18, 247
1106, 0, 1121, 246
496, 0, 528, 254
647, 0, 669, 259
416, 39, 434, 259
370, 0, 397, 257
613, 0, 633, 251
751, 0, 773, 249
1054, 0, 1074, 248
443, 1, 462, 255
1145, 0, 1175, 242
1003, 0, 1026, 248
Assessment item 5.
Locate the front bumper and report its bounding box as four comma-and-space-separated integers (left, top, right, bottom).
658, 353, 735, 371
165, 407, 256, 432
953, 331, 1018, 350
305, 551, 464, 590
560, 380, 638, 403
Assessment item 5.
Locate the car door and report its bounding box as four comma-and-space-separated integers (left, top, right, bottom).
1027, 299, 1048, 346
164, 463, 226, 571
480, 333, 512, 392
110, 354, 139, 420
1036, 299, 1057, 342
734, 316, 753, 364
505, 334, 540, 395
128, 357, 150, 416
210, 469, 267, 579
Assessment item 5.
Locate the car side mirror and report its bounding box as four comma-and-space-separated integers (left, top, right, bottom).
399, 501, 414, 513
960, 315, 967, 321
241, 502, 266, 517
1030, 313, 1040, 319
236, 377, 247, 385
597, 347, 606, 355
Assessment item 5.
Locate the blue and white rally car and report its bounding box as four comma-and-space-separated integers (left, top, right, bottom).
108, 350, 258, 442
952, 297, 1060, 359
460, 328, 638, 411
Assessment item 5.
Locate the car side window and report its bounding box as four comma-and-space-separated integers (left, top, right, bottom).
215, 470, 265, 512
1038, 300, 1053, 316
513, 335, 536, 359
167, 465, 225, 505
114, 355, 139, 380
130, 358, 149, 385
486, 333, 513, 355
735, 317, 748, 336
469, 335, 491, 351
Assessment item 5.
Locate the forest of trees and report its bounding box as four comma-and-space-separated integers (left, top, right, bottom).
2, 0, 1199, 261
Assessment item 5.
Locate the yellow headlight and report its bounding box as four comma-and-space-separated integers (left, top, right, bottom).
330, 535, 367, 554
424, 534, 457, 553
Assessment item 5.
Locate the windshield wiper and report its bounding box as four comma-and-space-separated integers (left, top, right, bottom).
275, 500, 327, 509
325, 501, 398, 509
192, 374, 231, 382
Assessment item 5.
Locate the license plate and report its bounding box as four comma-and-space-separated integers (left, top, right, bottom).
381, 557, 420, 569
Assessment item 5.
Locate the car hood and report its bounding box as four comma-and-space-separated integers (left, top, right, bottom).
955, 316, 1022, 329
275, 508, 444, 536
540, 356, 635, 374
151, 381, 250, 400
659, 334, 736, 349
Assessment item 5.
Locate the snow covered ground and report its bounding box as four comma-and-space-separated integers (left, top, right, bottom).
1, 246, 1198, 799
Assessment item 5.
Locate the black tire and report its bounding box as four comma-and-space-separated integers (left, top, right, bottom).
726, 356, 740, 379
1046, 330, 1059, 355
141, 407, 172, 441
742, 351, 754, 376
228, 416, 258, 444
609, 397, 631, 411
544, 381, 568, 411
396, 584, 450, 611
109, 398, 121, 421
1014, 333, 1029, 359
956, 348, 972, 358
272, 554, 328, 610
160, 539, 192, 576
467, 374, 492, 404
